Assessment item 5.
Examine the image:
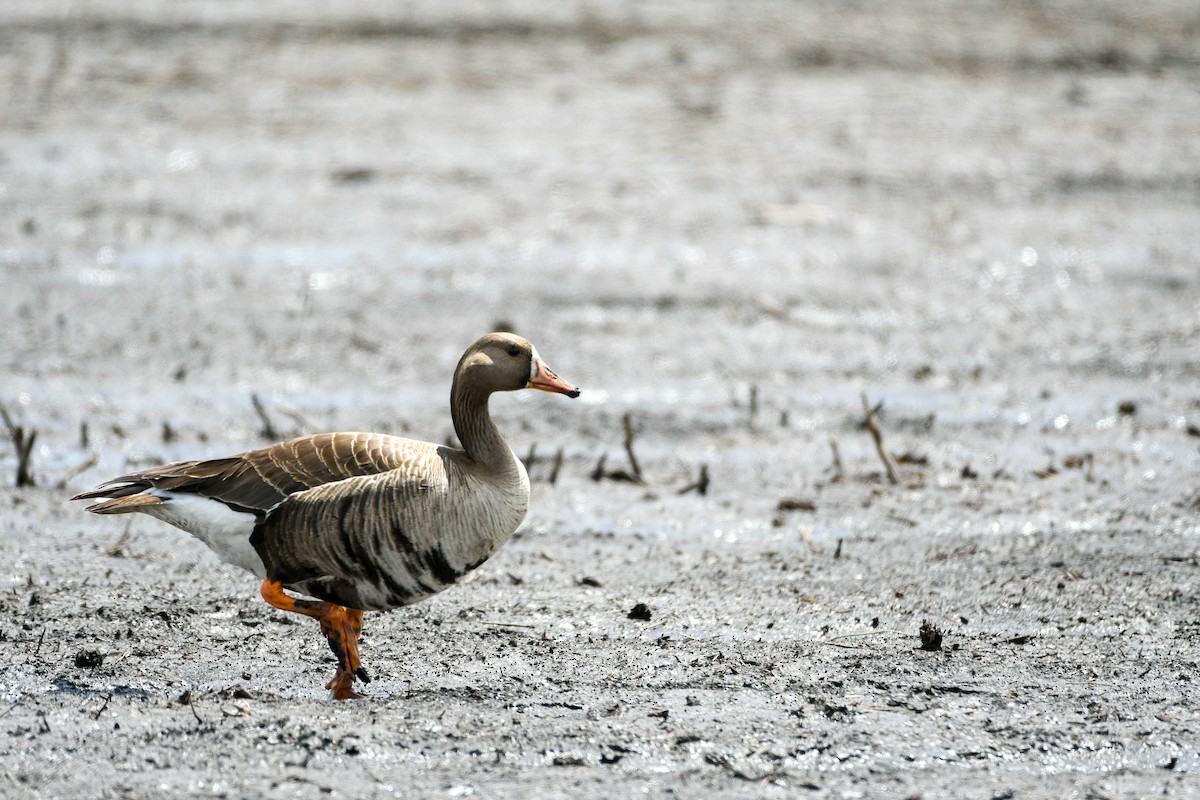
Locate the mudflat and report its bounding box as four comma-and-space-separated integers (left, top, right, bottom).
1, 2, 1198, 797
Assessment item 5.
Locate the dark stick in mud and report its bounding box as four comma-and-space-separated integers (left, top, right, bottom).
677, 463, 710, 495
590, 452, 607, 482
828, 436, 845, 482
1, 404, 37, 487
861, 394, 899, 484
623, 412, 644, 483
250, 393, 278, 440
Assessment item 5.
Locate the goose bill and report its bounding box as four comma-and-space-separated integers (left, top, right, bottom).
528, 358, 580, 397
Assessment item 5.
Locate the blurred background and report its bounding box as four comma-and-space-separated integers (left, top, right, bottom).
1, 0, 1197, 524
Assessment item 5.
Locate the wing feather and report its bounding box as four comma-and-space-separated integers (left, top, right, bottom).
71, 433, 423, 514
250, 457, 450, 609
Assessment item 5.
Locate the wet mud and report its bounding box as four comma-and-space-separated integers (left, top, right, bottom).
1, 2, 1198, 798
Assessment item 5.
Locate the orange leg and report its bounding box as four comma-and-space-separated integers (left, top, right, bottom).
260, 579, 370, 700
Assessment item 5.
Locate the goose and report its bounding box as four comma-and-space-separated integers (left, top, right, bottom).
71, 332, 579, 699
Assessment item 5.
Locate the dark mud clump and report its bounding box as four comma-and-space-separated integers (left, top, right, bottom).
919, 620, 943, 652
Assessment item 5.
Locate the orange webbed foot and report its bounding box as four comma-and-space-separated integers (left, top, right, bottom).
326, 668, 367, 700
260, 579, 371, 700
319, 609, 370, 700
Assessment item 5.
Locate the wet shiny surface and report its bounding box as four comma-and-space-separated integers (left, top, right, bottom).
1, 1, 1199, 797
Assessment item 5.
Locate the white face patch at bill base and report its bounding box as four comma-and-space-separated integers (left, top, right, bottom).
529, 346, 541, 382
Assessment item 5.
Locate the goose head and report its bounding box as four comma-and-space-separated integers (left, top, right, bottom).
456, 332, 580, 398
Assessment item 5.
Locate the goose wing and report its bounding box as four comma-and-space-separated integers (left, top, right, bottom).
72, 432, 422, 514
249, 450, 465, 610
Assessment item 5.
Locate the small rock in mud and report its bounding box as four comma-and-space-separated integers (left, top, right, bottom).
628, 603, 652, 621
74, 649, 105, 668
823, 703, 853, 720
919, 621, 943, 651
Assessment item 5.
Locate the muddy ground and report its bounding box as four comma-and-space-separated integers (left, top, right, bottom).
1, 1, 1199, 798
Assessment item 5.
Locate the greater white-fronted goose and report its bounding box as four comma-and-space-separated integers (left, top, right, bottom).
72, 332, 579, 699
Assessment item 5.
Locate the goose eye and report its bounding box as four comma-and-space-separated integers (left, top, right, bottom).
506, 344, 521, 357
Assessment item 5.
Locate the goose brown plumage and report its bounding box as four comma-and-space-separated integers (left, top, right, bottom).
71, 332, 580, 699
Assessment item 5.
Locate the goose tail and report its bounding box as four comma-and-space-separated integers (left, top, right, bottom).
80, 492, 164, 515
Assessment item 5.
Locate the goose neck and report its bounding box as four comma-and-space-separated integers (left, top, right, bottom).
450, 380, 512, 466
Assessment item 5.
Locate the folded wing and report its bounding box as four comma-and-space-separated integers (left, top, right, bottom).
72, 432, 421, 514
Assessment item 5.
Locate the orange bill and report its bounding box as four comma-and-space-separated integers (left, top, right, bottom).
528, 356, 580, 398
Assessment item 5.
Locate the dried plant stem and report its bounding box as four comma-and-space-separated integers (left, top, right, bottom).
1, 404, 37, 487
622, 412, 643, 483
861, 393, 899, 484
590, 452, 607, 482
676, 463, 710, 496
828, 436, 844, 482
250, 393, 278, 440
